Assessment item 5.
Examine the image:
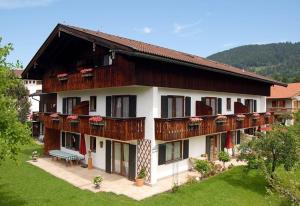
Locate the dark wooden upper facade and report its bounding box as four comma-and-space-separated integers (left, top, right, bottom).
22, 24, 283, 96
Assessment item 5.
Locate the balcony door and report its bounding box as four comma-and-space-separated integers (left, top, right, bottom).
108, 95, 136, 118
113, 142, 129, 177
206, 135, 219, 161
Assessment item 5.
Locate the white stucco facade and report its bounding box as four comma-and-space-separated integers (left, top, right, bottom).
55, 85, 267, 184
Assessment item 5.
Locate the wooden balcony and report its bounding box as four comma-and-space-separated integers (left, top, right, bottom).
39, 113, 145, 141
268, 107, 299, 114
155, 112, 274, 141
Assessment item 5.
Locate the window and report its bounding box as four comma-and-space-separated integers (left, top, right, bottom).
272, 100, 277, 107
36, 80, 42, 85
90, 136, 96, 153
90, 96, 97, 111
245, 99, 257, 113
103, 54, 112, 66
29, 81, 31, 84
62, 97, 81, 114
226, 98, 231, 111
112, 96, 129, 117
237, 98, 241, 103
25, 80, 28, 84
32, 80, 35, 84
166, 141, 182, 162
62, 132, 80, 151
278, 100, 286, 107
167, 96, 184, 118
203, 97, 219, 115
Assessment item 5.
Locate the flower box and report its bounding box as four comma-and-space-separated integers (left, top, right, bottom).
236, 114, 245, 121
89, 116, 105, 126
80, 68, 93, 78
67, 115, 79, 124
252, 113, 260, 120
50, 113, 60, 122
215, 115, 227, 124
57, 73, 68, 81
188, 117, 203, 126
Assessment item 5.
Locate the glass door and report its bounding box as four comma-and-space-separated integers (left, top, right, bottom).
113, 142, 129, 177
113, 142, 121, 174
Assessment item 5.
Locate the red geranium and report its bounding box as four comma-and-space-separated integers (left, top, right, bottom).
67, 115, 78, 121
89, 116, 103, 123
57, 73, 68, 78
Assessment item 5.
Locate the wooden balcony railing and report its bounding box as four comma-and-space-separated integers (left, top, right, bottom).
39, 113, 145, 141
268, 107, 299, 114
155, 112, 274, 141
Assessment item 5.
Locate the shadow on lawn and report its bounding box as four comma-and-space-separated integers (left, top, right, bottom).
0, 183, 26, 206
219, 168, 267, 196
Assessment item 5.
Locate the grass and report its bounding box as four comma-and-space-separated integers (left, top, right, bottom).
0, 143, 287, 206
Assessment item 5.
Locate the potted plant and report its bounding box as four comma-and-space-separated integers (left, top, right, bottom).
236, 114, 245, 122
218, 151, 231, 168
93, 176, 103, 189
80, 68, 94, 77
57, 73, 68, 81
136, 167, 146, 186
50, 113, 60, 122
67, 115, 79, 124
188, 117, 203, 126
31, 151, 39, 162
252, 112, 260, 120
215, 115, 227, 124
89, 116, 105, 127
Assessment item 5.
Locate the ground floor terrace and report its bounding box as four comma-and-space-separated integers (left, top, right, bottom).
40, 125, 267, 185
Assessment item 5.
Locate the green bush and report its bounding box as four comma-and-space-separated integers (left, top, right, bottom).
194, 160, 212, 176
218, 151, 231, 167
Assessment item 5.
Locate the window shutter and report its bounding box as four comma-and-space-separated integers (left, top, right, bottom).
158, 144, 166, 165
76, 97, 81, 105
206, 136, 210, 160
128, 144, 136, 180
183, 139, 189, 159
237, 130, 241, 144
61, 132, 65, 147
106, 96, 112, 117
62, 98, 67, 114
217, 98, 222, 114
185, 97, 191, 117
129, 95, 137, 117
254, 100, 257, 112
105, 140, 112, 173
161, 96, 168, 118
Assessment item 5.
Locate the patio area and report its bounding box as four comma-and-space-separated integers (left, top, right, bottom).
28, 157, 245, 201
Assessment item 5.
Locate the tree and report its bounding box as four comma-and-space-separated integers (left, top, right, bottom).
0, 37, 31, 163
218, 151, 230, 168
240, 125, 298, 175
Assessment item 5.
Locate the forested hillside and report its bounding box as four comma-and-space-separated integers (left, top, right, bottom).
207, 42, 300, 83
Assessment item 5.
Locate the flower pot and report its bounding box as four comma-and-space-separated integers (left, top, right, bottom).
135, 178, 144, 187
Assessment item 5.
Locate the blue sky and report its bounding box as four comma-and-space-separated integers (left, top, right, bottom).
0, 0, 300, 67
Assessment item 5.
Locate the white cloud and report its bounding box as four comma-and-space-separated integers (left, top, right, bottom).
0, 0, 56, 9
173, 20, 202, 34
143, 27, 152, 34
134, 26, 153, 34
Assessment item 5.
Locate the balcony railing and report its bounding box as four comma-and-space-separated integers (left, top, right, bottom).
155, 112, 274, 141
268, 107, 299, 114
39, 113, 145, 141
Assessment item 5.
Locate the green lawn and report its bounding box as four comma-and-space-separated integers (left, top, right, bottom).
0, 143, 287, 206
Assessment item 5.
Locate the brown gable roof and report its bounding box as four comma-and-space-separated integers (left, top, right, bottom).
268, 83, 300, 99
23, 24, 285, 86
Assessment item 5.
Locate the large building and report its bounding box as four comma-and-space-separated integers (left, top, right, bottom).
267, 83, 300, 125
22, 24, 282, 185
14, 69, 42, 113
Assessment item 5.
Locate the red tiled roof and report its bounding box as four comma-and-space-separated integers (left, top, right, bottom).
65, 24, 284, 86
13, 69, 23, 78
268, 83, 300, 99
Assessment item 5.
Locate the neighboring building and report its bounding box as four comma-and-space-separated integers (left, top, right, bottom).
14, 69, 42, 113
267, 83, 300, 125
22, 24, 283, 185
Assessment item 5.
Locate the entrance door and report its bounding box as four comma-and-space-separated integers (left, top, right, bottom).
113, 142, 129, 177
206, 135, 219, 161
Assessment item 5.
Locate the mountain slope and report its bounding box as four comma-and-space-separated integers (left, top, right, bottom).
207, 42, 300, 83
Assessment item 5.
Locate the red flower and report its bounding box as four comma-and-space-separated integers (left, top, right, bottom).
57, 73, 68, 78
215, 115, 227, 121
50, 113, 59, 118
236, 114, 245, 118
252, 113, 260, 117
189, 117, 203, 122
67, 115, 78, 121
89, 116, 103, 122
80, 68, 93, 74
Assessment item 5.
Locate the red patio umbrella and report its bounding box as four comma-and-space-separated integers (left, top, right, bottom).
225, 131, 233, 149
79, 134, 86, 156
